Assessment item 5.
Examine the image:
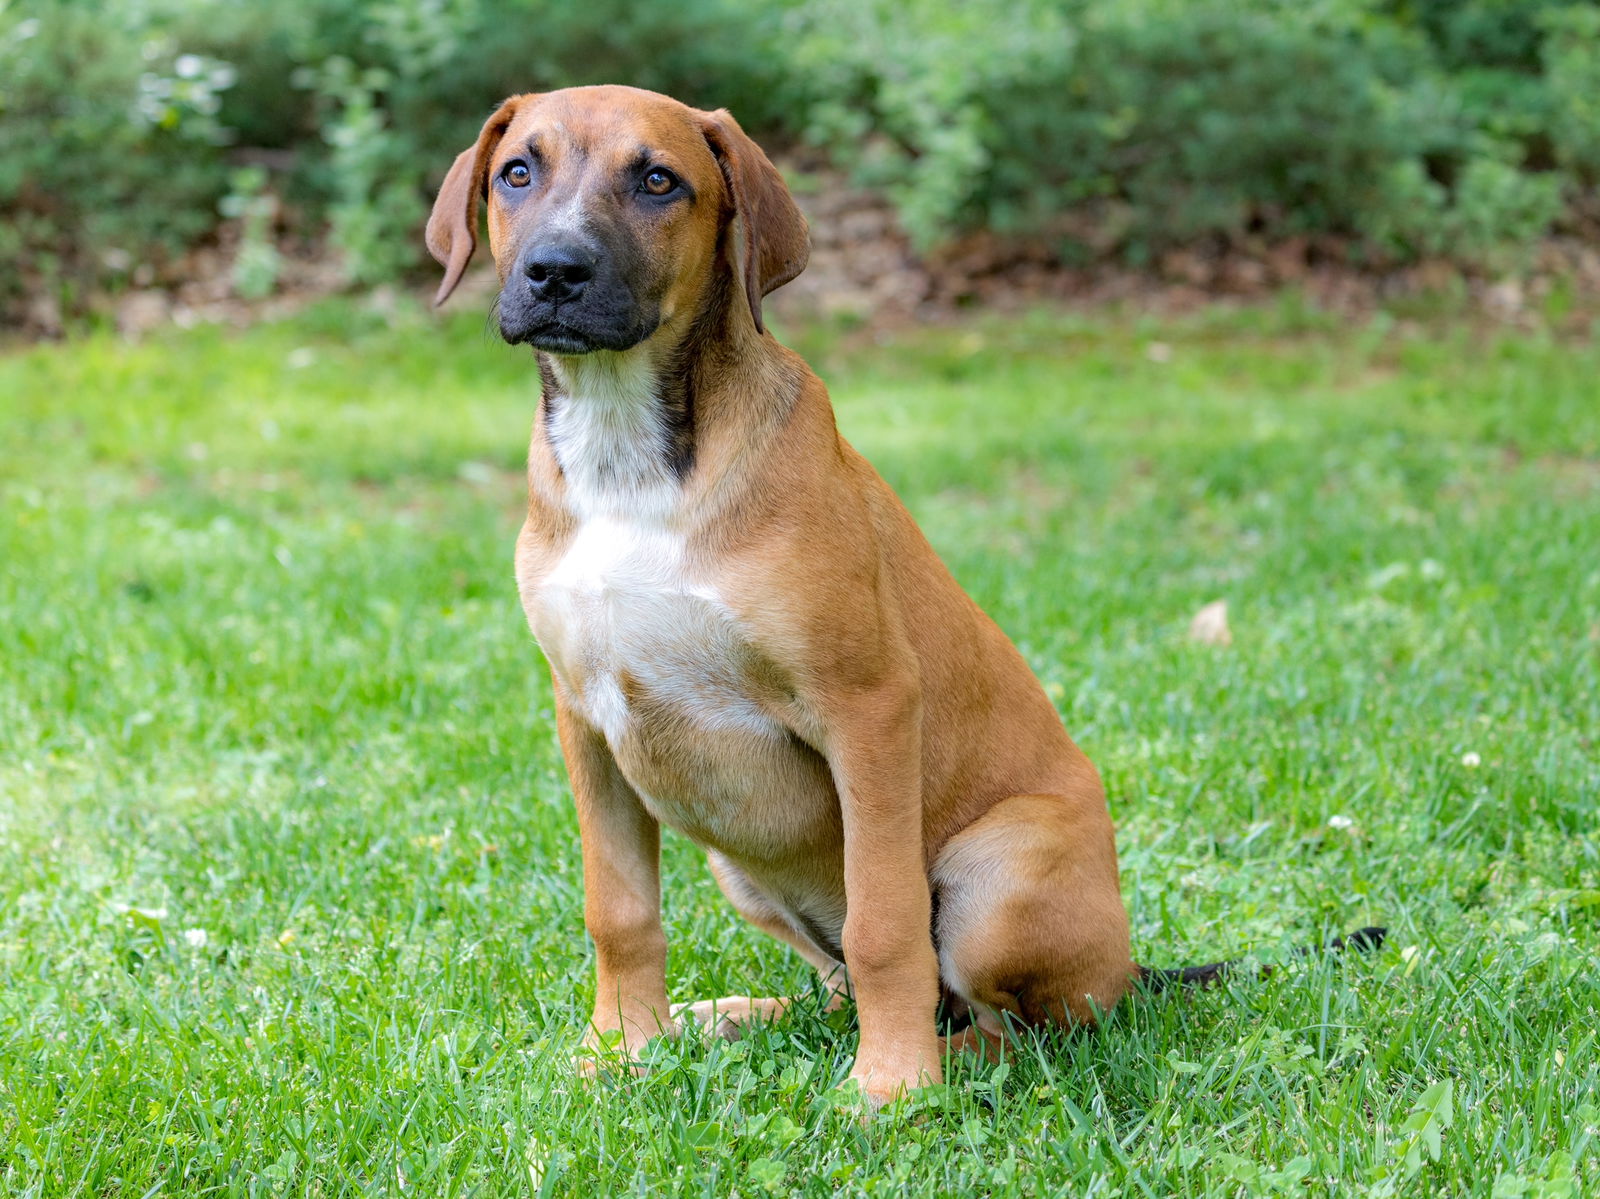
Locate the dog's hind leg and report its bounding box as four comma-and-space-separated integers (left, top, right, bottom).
931, 792, 1136, 1048
671, 852, 849, 1039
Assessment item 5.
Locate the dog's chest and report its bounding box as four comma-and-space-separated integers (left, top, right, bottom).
526, 516, 842, 879
529, 516, 775, 747
520, 358, 836, 859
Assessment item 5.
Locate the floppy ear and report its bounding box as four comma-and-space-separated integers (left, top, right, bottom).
699, 109, 810, 334
425, 98, 522, 306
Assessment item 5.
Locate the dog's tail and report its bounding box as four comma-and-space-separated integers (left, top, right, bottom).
1136, 926, 1387, 992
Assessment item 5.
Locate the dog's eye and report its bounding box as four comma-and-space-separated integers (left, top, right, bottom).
502, 161, 532, 188
640, 168, 679, 197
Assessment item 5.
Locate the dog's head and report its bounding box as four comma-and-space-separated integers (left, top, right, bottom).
426, 85, 808, 354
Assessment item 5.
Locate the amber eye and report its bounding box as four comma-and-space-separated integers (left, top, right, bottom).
502, 161, 531, 188
641, 168, 678, 196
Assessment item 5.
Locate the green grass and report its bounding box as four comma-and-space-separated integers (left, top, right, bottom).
1, 295, 1597, 1196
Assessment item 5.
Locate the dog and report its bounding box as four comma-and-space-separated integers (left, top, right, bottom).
425, 85, 1347, 1107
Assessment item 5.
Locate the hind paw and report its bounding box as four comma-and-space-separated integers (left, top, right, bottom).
671, 995, 790, 1040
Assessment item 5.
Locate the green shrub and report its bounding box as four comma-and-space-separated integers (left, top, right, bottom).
219, 167, 282, 300
300, 57, 426, 287
1387, 0, 1583, 72
1371, 148, 1564, 267
987, 4, 1434, 253
784, 0, 1073, 247
1542, 5, 1600, 180
777, 0, 1582, 265
0, 3, 236, 316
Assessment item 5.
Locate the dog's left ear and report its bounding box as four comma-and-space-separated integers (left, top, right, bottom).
699, 109, 810, 334
425, 97, 523, 306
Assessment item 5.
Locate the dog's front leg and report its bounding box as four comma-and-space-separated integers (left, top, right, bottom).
827, 682, 942, 1107
556, 695, 674, 1069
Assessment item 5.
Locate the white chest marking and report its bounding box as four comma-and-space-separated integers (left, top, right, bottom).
534, 351, 780, 747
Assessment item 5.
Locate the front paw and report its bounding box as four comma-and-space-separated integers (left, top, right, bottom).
847, 1053, 940, 1111
573, 1018, 675, 1079
574, 1037, 647, 1080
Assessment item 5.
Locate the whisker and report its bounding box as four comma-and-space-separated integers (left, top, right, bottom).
483, 293, 503, 344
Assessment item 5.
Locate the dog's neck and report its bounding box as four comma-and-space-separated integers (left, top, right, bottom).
539, 347, 682, 522
535, 274, 789, 524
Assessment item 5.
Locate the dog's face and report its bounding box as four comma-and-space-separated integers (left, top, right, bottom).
426, 86, 809, 352
479, 89, 723, 354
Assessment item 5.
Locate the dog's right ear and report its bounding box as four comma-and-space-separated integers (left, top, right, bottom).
425, 97, 522, 306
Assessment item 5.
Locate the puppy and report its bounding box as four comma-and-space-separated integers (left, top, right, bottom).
426, 85, 1135, 1106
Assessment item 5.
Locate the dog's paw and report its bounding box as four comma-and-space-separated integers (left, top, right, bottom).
847, 1043, 942, 1113
573, 1048, 650, 1081
939, 1024, 1004, 1062
845, 1067, 918, 1112
573, 1026, 659, 1080
574, 1051, 639, 1081
670, 995, 788, 1040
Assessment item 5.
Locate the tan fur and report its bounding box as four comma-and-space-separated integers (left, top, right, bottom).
427, 85, 1134, 1107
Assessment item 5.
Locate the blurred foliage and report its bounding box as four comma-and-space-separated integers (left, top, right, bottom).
3, 0, 1599, 322
218, 167, 281, 300
0, 4, 239, 314
1542, 5, 1600, 179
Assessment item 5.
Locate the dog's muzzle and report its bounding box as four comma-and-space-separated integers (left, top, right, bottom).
498, 239, 657, 354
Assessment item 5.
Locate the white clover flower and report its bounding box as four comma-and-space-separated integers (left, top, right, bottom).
1461, 751, 1481, 768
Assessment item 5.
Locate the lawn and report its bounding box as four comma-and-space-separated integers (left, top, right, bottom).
1, 296, 1596, 1196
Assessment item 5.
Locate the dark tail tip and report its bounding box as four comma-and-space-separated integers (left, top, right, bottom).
1137, 926, 1388, 993
1327, 926, 1387, 953
1137, 959, 1232, 992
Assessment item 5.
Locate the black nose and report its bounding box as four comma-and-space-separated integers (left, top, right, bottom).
522, 244, 596, 302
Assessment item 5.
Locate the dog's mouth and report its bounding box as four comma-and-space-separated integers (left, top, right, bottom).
499, 309, 658, 356
520, 325, 606, 355
492, 284, 656, 355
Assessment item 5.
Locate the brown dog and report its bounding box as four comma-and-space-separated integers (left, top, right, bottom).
426, 85, 1134, 1106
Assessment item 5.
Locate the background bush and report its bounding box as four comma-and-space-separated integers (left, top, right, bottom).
3, 0, 1597, 323
0, 6, 239, 315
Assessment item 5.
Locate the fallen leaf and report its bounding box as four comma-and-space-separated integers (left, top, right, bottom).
1189, 599, 1232, 646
